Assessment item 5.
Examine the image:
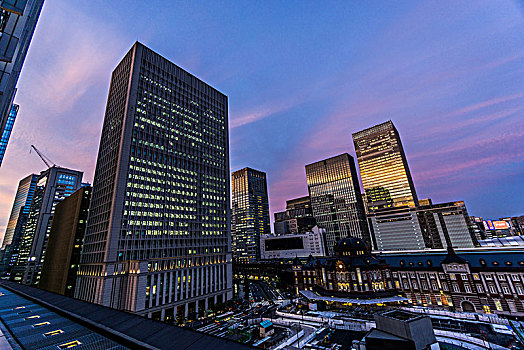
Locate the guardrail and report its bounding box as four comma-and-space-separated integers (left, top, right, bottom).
399, 306, 510, 325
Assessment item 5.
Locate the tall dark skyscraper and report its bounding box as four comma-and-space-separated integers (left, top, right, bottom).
11, 166, 83, 285
75, 42, 231, 322
273, 196, 317, 235
0, 0, 44, 164
0, 104, 18, 166
352, 120, 418, 211
0, 173, 37, 277
305, 154, 370, 253
39, 186, 91, 297
231, 167, 270, 262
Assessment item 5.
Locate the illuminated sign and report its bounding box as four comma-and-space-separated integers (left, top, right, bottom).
483, 220, 510, 230
493, 221, 510, 230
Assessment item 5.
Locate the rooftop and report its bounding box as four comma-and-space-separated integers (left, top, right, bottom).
0, 281, 252, 350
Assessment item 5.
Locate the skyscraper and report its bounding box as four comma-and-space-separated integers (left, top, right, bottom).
1, 173, 37, 250
352, 121, 418, 211
0, 0, 44, 162
75, 42, 231, 323
11, 166, 83, 285
39, 186, 91, 297
231, 167, 270, 263
0, 104, 18, 166
273, 196, 316, 235
0, 173, 37, 277
305, 154, 370, 253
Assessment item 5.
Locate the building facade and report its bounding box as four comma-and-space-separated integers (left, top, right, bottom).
39, 186, 91, 297
352, 121, 418, 210
0, 173, 37, 277
0, 103, 18, 166
231, 167, 270, 263
0, 0, 43, 160
306, 154, 370, 253
75, 42, 232, 322
274, 196, 316, 235
368, 201, 477, 251
10, 166, 83, 285
261, 226, 326, 259
294, 242, 524, 317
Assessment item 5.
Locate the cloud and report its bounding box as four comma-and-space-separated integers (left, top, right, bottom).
0, 1, 128, 239
230, 101, 296, 129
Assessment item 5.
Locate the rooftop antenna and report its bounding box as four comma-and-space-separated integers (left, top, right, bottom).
30, 145, 56, 168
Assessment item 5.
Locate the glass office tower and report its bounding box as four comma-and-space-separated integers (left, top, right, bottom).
0, 0, 44, 162
0, 173, 37, 278
231, 167, 270, 263
75, 42, 232, 322
11, 166, 83, 285
0, 104, 18, 166
352, 120, 418, 211
1, 173, 37, 249
306, 154, 370, 253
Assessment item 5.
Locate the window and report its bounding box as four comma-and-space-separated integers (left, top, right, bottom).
494, 299, 503, 311
412, 282, 418, 289
502, 285, 510, 294
442, 283, 448, 291
512, 274, 520, 281
450, 274, 456, 280
489, 284, 497, 294
516, 285, 524, 295
452, 283, 460, 292
464, 284, 472, 293
432, 282, 438, 290
473, 274, 480, 280
461, 274, 468, 280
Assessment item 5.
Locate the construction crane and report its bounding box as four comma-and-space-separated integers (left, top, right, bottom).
30, 145, 56, 168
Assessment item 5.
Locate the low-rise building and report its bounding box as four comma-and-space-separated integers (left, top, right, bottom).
261, 226, 326, 259
293, 239, 524, 317
368, 201, 477, 251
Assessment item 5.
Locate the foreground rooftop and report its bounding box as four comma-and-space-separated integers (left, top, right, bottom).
0, 281, 252, 350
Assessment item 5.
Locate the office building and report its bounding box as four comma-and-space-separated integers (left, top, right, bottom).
0, 0, 44, 161
261, 226, 326, 259
11, 166, 83, 285
231, 167, 270, 262
274, 196, 317, 235
365, 311, 437, 350
39, 186, 91, 297
352, 121, 418, 210
0, 173, 37, 277
368, 201, 476, 251
305, 154, 370, 253
0, 103, 18, 166
75, 42, 232, 322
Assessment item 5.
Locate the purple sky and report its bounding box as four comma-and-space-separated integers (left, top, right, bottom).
0, 1, 523, 239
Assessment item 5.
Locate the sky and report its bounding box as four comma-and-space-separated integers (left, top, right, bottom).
0, 1, 523, 239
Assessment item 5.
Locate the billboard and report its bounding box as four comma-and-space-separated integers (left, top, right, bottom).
483, 220, 510, 230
